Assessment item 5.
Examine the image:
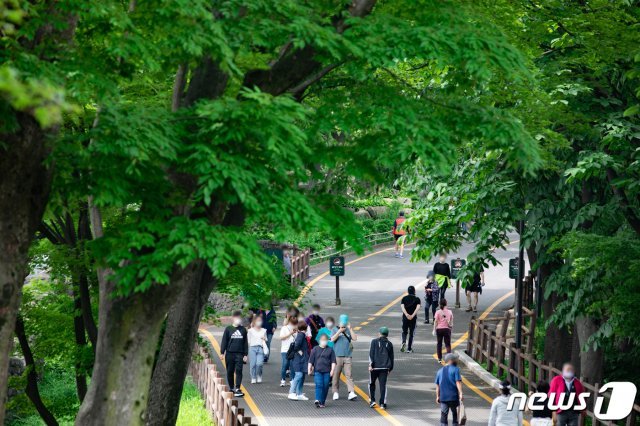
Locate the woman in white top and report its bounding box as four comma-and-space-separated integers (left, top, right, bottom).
488, 381, 523, 426
278, 316, 298, 387
248, 317, 268, 383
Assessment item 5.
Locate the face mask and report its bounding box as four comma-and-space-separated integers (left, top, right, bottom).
312, 311, 319, 316
233, 318, 242, 326
255, 321, 263, 328
326, 322, 334, 329
297, 316, 304, 322
563, 371, 575, 380
319, 340, 328, 348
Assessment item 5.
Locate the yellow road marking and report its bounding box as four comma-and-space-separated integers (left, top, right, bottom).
368, 317, 375, 321
198, 328, 269, 426
294, 245, 403, 306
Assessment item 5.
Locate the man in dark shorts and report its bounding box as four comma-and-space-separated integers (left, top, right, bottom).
391, 211, 408, 258
465, 267, 484, 312
400, 285, 421, 353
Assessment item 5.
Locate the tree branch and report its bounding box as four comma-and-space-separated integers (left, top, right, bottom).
288, 62, 344, 99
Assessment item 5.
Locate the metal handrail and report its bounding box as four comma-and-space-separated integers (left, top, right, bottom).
309, 231, 395, 264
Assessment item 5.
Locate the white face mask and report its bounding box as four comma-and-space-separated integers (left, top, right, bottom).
319, 340, 328, 348
326, 322, 334, 329
563, 371, 575, 380
312, 311, 319, 316
255, 321, 263, 328
233, 318, 242, 326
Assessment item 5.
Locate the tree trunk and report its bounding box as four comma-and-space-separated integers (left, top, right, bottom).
15, 316, 59, 426
74, 280, 176, 426
539, 260, 572, 365
72, 285, 88, 402
145, 263, 216, 426
0, 113, 53, 424
575, 316, 604, 384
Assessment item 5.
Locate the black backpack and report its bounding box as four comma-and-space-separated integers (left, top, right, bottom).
286, 341, 296, 360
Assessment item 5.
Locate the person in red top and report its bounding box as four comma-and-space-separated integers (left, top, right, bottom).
392, 211, 408, 258
548, 363, 587, 426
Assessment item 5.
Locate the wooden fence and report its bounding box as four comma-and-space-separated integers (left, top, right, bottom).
188, 344, 258, 426
290, 247, 310, 284
466, 308, 639, 425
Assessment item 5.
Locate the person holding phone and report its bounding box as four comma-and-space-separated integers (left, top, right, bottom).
330, 314, 358, 401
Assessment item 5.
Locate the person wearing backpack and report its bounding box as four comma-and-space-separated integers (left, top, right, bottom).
308, 334, 336, 408
278, 315, 298, 387
368, 326, 394, 410
424, 271, 440, 324
288, 322, 310, 401
220, 311, 249, 397
392, 211, 408, 258
330, 314, 358, 401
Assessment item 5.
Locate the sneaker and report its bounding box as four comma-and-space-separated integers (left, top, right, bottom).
394, 253, 399, 258
251, 379, 257, 384
400, 343, 406, 353
406, 349, 414, 354
234, 389, 245, 397
318, 404, 326, 408
380, 403, 387, 410
280, 380, 286, 387
473, 307, 478, 312
333, 392, 339, 400
399, 255, 404, 258
348, 391, 357, 400
288, 393, 298, 401
424, 319, 429, 324
314, 400, 320, 408
438, 359, 443, 364
369, 401, 377, 408
297, 394, 309, 401
465, 306, 473, 312
257, 376, 262, 383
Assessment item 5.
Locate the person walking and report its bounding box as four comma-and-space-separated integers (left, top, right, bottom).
306, 304, 325, 348
548, 363, 587, 426
368, 326, 394, 410
247, 316, 268, 384
488, 380, 523, 426
220, 311, 249, 397
433, 254, 451, 301
435, 353, 463, 425
434, 299, 453, 363
392, 211, 408, 258
315, 316, 335, 347
331, 314, 358, 401
251, 306, 277, 363
278, 315, 298, 387
308, 334, 336, 408
400, 285, 421, 353
529, 381, 553, 426
424, 271, 440, 324
465, 267, 484, 312
288, 322, 310, 401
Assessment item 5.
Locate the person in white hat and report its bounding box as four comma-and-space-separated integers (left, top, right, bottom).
488, 380, 523, 426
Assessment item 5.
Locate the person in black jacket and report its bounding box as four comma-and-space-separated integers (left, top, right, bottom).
368, 326, 394, 410
221, 310, 249, 397
433, 254, 451, 301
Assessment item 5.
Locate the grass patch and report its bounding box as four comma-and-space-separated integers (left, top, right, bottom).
8, 371, 213, 426
177, 378, 214, 426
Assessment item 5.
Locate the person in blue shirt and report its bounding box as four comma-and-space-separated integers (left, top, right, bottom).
435, 353, 463, 425
330, 314, 358, 401
315, 316, 335, 348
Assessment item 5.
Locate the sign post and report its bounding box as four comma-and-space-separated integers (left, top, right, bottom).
329, 256, 345, 306
451, 258, 466, 308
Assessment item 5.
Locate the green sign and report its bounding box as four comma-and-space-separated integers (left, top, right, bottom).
451, 258, 466, 279
329, 256, 345, 276
509, 258, 519, 279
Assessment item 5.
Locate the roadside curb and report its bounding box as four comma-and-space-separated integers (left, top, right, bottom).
456, 349, 524, 393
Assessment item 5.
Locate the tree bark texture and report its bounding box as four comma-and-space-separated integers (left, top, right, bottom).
0, 113, 53, 423
539, 260, 573, 365
145, 263, 216, 426
575, 316, 604, 384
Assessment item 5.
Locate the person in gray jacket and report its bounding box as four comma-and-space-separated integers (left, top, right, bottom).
488, 380, 523, 426
368, 326, 394, 410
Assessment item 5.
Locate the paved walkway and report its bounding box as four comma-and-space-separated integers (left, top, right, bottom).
199, 238, 525, 426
